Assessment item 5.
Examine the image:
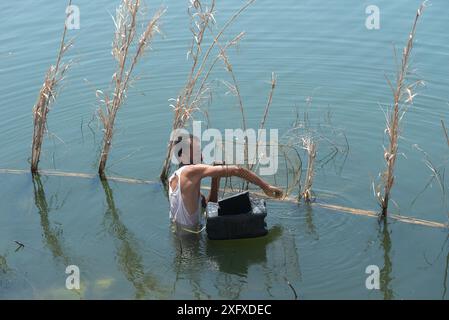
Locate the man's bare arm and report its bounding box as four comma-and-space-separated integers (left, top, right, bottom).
185, 164, 283, 198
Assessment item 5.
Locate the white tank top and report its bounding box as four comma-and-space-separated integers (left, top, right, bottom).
168, 166, 202, 227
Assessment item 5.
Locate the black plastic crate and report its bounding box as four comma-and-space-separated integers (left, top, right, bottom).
217, 191, 252, 216
206, 192, 268, 240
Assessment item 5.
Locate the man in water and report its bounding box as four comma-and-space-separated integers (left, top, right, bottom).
168, 134, 283, 229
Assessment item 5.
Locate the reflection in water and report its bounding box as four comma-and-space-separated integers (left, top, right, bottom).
0, 254, 12, 297
254, 226, 301, 299
171, 228, 211, 299
100, 178, 167, 299
32, 174, 70, 266
378, 219, 394, 300
208, 233, 275, 299
206, 226, 283, 276
171, 224, 286, 299
275, 229, 301, 297
0, 255, 8, 274
304, 204, 318, 239
443, 251, 449, 300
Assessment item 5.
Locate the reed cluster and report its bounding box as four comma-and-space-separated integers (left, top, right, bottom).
281, 104, 349, 202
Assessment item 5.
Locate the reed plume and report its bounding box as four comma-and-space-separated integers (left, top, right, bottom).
376, 2, 426, 217
97, 0, 164, 178
31, 0, 73, 173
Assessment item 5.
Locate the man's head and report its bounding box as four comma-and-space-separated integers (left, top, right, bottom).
173, 133, 203, 167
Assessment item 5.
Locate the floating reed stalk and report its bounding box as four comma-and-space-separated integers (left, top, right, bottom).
377, 2, 426, 217
160, 0, 256, 183
97, 0, 164, 178
31, 0, 73, 173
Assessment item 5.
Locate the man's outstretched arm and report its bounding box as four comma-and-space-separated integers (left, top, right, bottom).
184, 164, 283, 198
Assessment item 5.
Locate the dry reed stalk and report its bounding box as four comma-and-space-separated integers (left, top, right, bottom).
376, 2, 426, 217
280, 145, 303, 198
300, 137, 316, 202
232, 72, 277, 190
278, 102, 348, 202
259, 73, 277, 132
160, 0, 256, 183
247, 72, 277, 171
411, 144, 446, 210
31, 0, 73, 173
97, 0, 164, 178
220, 48, 249, 175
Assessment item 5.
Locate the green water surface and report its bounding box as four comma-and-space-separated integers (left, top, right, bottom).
1, 0, 449, 299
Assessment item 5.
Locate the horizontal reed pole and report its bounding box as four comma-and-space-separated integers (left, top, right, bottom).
1, 168, 447, 230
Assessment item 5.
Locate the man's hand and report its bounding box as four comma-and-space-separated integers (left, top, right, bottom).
263, 185, 283, 199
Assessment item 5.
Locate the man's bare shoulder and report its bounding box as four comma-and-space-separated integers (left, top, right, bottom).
184, 164, 232, 179
182, 164, 211, 178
